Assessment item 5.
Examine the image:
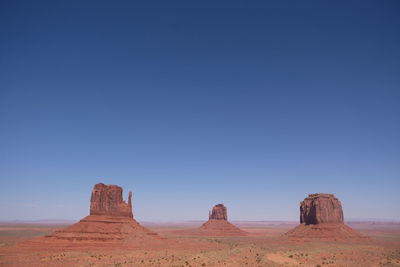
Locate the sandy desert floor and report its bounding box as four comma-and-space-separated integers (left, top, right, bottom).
0, 222, 400, 267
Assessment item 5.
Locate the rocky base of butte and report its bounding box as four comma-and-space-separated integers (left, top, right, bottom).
285, 193, 365, 240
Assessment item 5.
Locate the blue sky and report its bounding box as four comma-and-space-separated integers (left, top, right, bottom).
1, 1, 399, 221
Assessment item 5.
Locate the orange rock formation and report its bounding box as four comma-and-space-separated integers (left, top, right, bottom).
286, 193, 365, 240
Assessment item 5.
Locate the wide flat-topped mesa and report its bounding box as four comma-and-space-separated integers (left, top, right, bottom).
286, 193, 365, 240
90, 183, 133, 217
300, 193, 343, 225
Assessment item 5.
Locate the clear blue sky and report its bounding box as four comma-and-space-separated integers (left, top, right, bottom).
1, 1, 399, 222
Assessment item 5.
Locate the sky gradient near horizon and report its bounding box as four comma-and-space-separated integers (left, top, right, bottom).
1, 1, 399, 221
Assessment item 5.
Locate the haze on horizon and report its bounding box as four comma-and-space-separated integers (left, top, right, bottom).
0, 1, 399, 222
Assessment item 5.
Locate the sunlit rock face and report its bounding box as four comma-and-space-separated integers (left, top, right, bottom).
208, 204, 228, 221
300, 193, 344, 225
90, 183, 133, 218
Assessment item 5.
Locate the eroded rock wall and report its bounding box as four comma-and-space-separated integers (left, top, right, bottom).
90, 183, 133, 218
209, 204, 228, 220
300, 193, 344, 225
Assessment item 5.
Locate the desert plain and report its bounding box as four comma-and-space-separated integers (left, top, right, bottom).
0, 220, 399, 266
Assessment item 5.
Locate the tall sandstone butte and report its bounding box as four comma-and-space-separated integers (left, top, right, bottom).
90, 183, 133, 218
300, 193, 344, 225
209, 204, 228, 220
178, 204, 247, 236
40, 183, 161, 245
286, 193, 364, 240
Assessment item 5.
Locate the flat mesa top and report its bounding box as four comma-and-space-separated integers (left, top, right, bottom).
306, 193, 337, 199
93, 183, 122, 189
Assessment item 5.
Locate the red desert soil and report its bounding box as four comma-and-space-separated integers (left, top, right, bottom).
1, 222, 400, 266
285, 223, 366, 241
176, 219, 248, 237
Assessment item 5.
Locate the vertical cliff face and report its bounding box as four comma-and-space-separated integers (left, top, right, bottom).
90, 183, 133, 218
300, 193, 344, 225
285, 193, 364, 240
209, 204, 228, 220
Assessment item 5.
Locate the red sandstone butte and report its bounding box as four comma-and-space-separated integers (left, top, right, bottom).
90, 183, 133, 218
209, 204, 228, 220
35, 183, 161, 246
286, 193, 365, 240
178, 204, 247, 236
300, 193, 344, 224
